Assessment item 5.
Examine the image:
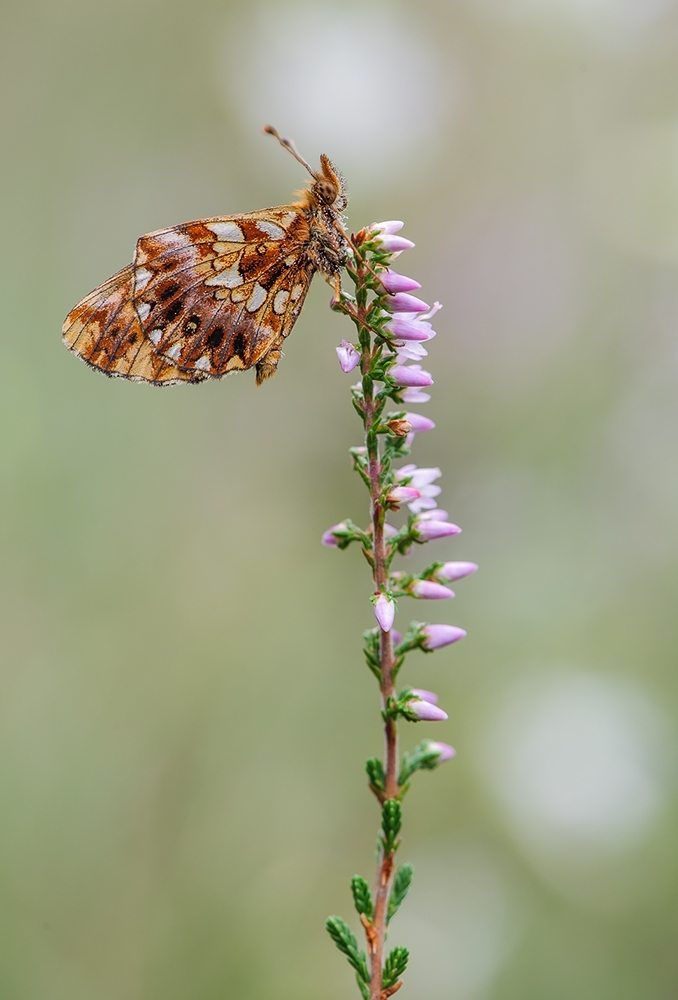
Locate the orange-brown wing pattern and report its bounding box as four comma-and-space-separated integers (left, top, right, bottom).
131, 208, 314, 381
62, 266, 206, 385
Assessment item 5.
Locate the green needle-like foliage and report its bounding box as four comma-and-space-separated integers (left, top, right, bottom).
387, 863, 413, 923
351, 876, 374, 919
381, 799, 402, 854
326, 916, 370, 987
366, 757, 386, 795
382, 946, 409, 988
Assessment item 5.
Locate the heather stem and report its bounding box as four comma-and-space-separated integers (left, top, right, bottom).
356, 253, 399, 1000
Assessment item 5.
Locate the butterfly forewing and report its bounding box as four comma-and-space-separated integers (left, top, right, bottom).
131, 208, 313, 380
62, 266, 206, 384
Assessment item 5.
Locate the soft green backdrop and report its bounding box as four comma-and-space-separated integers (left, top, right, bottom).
1, 0, 678, 997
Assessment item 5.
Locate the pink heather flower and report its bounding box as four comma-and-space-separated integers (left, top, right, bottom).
421, 624, 467, 649
384, 315, 435, 342
408, 699, 448, 722
436, 561, 478, 582
428, 741, 456, 762
401, 387, 431, 403
385, 293, 430, 313
391, 365, 433, 387
413, 519, 461, 541
378, 270, 421, 294
387, 486, 421, 503
410, 688, 438, 704
391, 629, 402, 646
321, 522, 347, 546
369, 221, 404, 235
411, 580, 455, 599
416, 509, 448, 521
395, 465, 441, 512
336, 339, 360, 373
374, 593, 395, 632
419, 301, 443, 321
405, 413, 435, 432
376, 234, 415, 254
396, 343, 428, 363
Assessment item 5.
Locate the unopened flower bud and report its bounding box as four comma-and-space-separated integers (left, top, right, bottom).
336, 339, 360, 373
421, 624, 466, 649
410, 688, 438, 704
391, 365, 434, 387
369, 221, 404, 235
405, 412, 435, 432
385, 293, 430, 313
321, 522, 348, 546
378, 270, 422, 294
435, 561, 478, 582
386, 418, 411, 437
411, 580, 455, 599
384, 316, 434, 342
387, 486, 420, 504
413, 520, 461, 542
376, 234, 415, 254
408, 699, 448, 721
427, 741, 456, 762
374, 593, 395, 632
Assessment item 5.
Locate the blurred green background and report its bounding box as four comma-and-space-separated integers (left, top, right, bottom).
2, 0, 678, 997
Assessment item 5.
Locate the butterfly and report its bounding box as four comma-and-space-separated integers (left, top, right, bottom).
62, 127, 349, 386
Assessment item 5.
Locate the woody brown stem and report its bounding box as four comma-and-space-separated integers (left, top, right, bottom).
355, 251, 399, 1000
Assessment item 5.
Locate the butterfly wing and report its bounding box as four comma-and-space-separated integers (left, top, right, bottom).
62, 265, 207, 384
131, 208, 314, 381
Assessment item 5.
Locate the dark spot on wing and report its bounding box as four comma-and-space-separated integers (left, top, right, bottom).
206, 326, 225, 348
160, 283, 181, 301
165, 300, 184, 322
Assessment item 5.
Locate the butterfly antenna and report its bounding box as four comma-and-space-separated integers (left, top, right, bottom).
263, 125, 317, 180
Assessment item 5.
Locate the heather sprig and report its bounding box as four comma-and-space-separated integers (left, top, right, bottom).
323, 221, 476, 1000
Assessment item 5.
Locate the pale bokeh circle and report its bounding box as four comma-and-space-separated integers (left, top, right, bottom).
217, 1, 458, 183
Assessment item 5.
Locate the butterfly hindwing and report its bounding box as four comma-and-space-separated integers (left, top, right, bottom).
62, 265, 206, 385
131, 208, 314, 380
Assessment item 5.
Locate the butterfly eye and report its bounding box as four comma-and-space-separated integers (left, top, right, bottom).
316, 179, 339, 205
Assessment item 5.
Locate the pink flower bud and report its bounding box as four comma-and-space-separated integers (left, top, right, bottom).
386, 293, 430, 313
391, 365, 434, 387
384, 316, 434, 342
369, 221, 404, 235
413, 520, 461, 542
428, 741, 456, 762
405, 412, 435, 432
336, 339, 360, 373
374, 594, 395, 632
411, 688, 438, 704
416, 509, 448, 521
408, 699, 448, 721
387, 486, 421, 503
391, 630, 402, 646
421, 624, 466, 649
401, 387, 431, 403
321, 522, 347, 546
377, 235, 415, 253
436, 561, 478, 582
411, 580, 455, 599
378, 270, 421, 294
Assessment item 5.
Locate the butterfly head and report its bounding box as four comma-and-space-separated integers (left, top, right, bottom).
264, 125, 348, 212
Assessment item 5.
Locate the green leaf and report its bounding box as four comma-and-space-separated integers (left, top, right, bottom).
351, 876, 373, 919
326, 916, 370, 985
382, 946, 409, 989
381, 799, 402, 854
366, 757, 385, 795
356, 974, 370, 1000
387, 863, 413, 923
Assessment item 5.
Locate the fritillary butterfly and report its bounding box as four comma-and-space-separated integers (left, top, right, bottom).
63, 128, 349, 386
